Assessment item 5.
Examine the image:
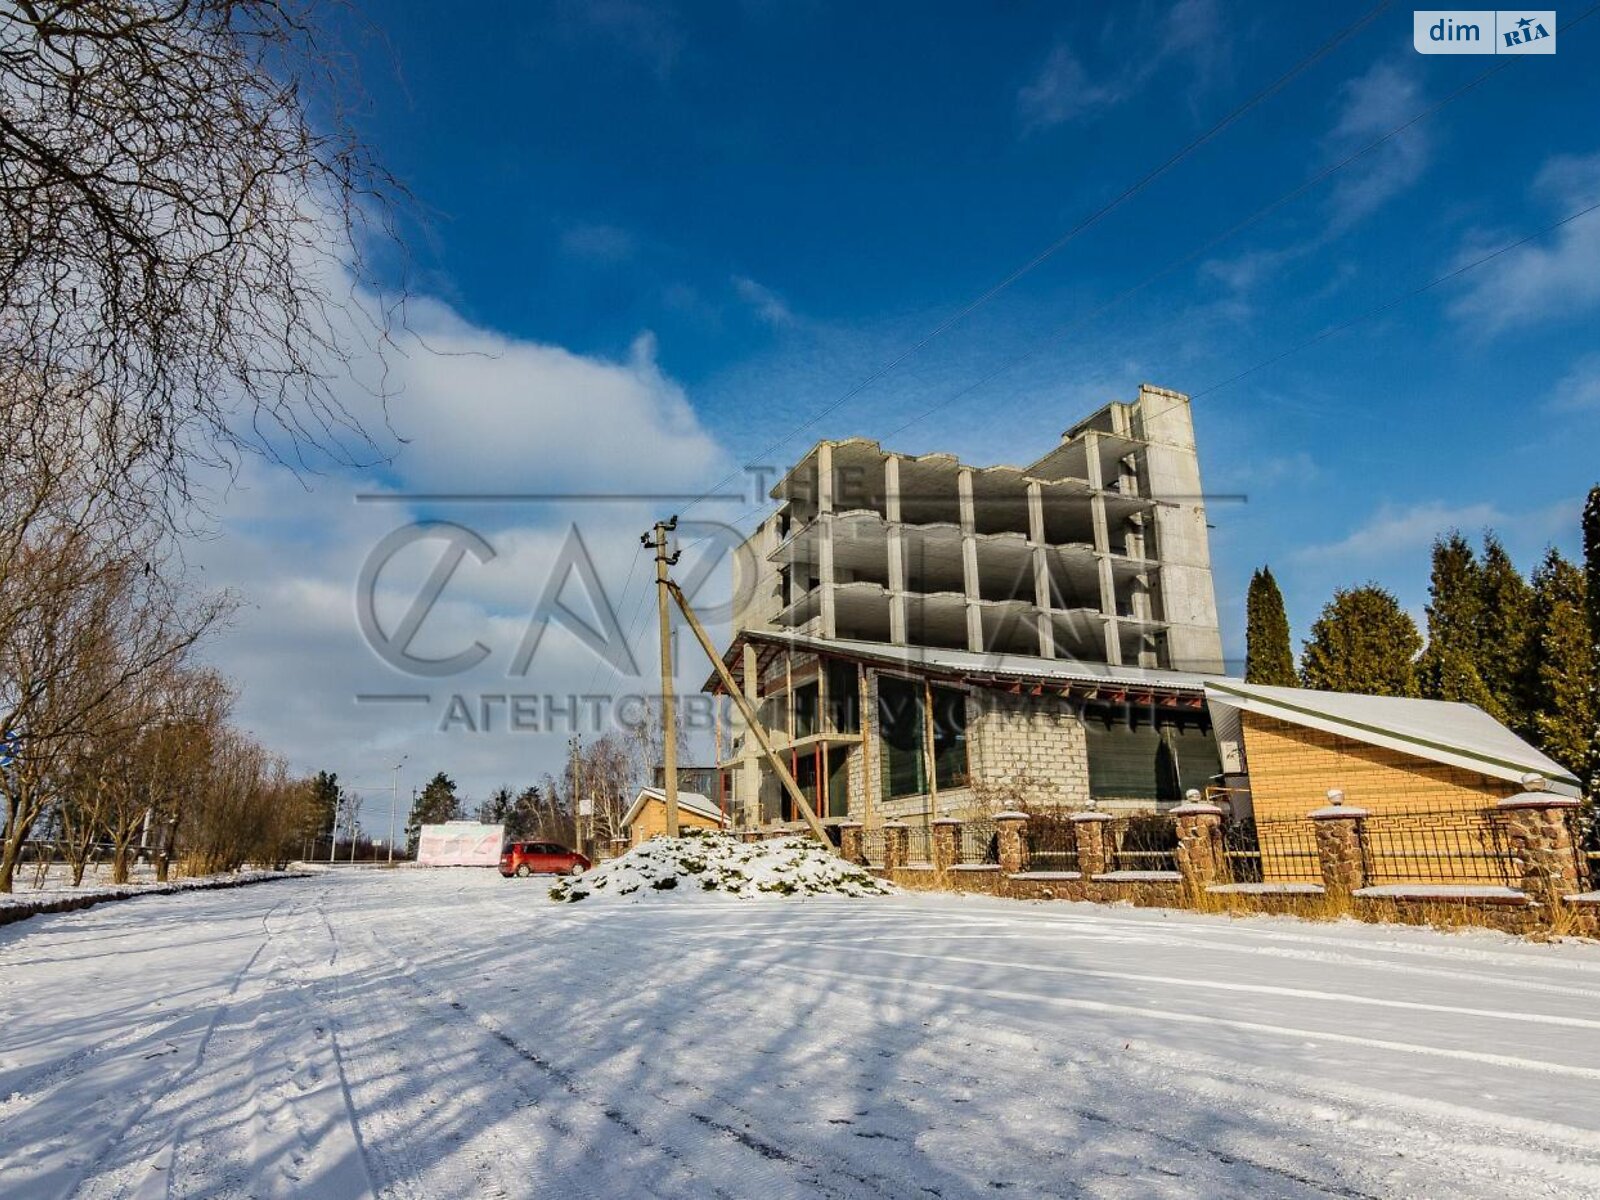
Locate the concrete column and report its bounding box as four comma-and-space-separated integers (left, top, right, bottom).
1028, 481, 1055, 658
884, 456, 907, 644
740, 643, 762, 828
817, 442, 836, 637
1497, 793, 1584, 901
995, 811, 1028, 874
882, 821, 909, 871
838, 821, 863, 864
957, 468, 984, 651
1072, 810, 1113, 876
1309, 799, 1368, 897
1083, 432, 1122, 665
1171, 796, 1225, 890
932, 817, 961, 871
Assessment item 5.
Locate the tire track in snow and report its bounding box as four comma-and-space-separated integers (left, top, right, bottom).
45, 892, 295, 1200
392, 910, 923, 1200
384, 918, 818, 1200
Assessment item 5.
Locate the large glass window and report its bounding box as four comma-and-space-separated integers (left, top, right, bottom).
792, 681, 819, 738
931, 686, 968, 789
878, 675, 925, 798
1084, 705, 1219, 803
826, 660, 860, 733
876, 678, 967, 796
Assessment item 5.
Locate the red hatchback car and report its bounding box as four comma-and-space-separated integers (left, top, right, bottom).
500, 841, 590, 878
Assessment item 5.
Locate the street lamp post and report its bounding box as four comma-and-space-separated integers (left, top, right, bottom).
389, 755, 407, 866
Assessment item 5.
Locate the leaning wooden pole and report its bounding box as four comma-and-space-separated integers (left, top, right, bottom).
665, 580, 831, 845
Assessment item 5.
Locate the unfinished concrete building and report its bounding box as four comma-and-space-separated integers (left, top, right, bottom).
708, 384, 1230, 832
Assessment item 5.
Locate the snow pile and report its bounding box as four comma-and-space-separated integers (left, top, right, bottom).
549, 831, 893, 903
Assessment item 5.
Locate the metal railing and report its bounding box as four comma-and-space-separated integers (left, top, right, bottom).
1022, 816, 1078, 873
860, 828, 886, 867
960, 818, 999, 865
1222, 815, 1323, 885
1360, 806, 1516, 886
903, 823, 932, 865
1108, 814, 1179, 873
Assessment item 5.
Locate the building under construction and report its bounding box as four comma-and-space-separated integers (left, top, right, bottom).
705, 383, 1232, 831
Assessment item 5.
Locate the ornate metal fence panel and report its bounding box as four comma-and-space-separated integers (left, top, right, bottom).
1252, 816, 1323, 885
903, 823, 932, 865
860, 827, 886, 867
1109, 813, 1179, 873
960, 818, 999, 865
1022, 814, 1079, 873
1359, 806, 1516, 886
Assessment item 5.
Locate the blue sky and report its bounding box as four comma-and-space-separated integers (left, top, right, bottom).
202, 1, 1600, 811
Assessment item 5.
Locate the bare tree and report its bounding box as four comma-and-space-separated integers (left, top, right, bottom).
1, 0, 406, 522
0, 531, 228, 891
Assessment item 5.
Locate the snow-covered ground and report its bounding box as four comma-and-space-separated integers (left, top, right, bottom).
0, 864, 298, 910
5, 870, 1600, 1198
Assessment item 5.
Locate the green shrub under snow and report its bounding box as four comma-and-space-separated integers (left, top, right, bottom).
550, 830, 893, 903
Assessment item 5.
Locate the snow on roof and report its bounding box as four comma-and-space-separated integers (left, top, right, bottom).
1204, 681, 1582, 796
705, 629, 1226, 695
622, 787, 726, 828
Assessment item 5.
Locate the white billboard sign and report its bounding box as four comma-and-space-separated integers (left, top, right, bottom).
416, 822, 504, 867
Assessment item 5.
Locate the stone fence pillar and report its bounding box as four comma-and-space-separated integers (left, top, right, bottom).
741, 829, 762, 844
994, 812, 1028, 874
882, 821, 909, 872
609, 837, 629, 860
1309, 795, 1367, 897
1497, 793, 1584, 901
932, 818, 961, 871
838, 821, 863, 864
1172, 794, 1225, 890
1071, 810, 1113, 877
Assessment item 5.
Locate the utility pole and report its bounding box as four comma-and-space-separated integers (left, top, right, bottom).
569, 734, 584, 856
643, 518, 682, 837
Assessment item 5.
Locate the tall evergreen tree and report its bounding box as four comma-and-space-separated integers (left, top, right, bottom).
1526, 549, 1594, 779
1584, 486, 1600, 799
405, 771, 462, 854
1418, 533, 1501, 716
1244, 566, 1297, 685
1301, 585, 1423, 697
1476, 532, 1536, 731
310, 770, 341, 841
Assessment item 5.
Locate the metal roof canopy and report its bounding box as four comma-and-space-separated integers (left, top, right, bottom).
703, 629, 1221, 708
1203, 680, 1583, 796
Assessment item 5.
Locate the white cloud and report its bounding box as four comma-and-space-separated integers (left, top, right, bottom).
1018, 0, 1226, 132
1291, 497, 1580, 571
1449, 150, 1600, 332
732, 275, 795, 328
190, 296, 739, 814
373, 301, 723, 492
559, 222, 636, 262
1017, 44, 1123, 130
557, 0, 684, 81
1291, 500, 1503, 565
1548, 353, 1600, 413
1323, 61, 1430, 232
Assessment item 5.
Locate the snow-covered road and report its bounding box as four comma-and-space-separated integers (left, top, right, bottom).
5, 871, 1600, 1198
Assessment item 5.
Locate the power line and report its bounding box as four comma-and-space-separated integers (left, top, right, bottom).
709, 0, 1600, 534
1189, 197, 1600, 402
693, 2, 1391, 510
600, 4, 1391, 644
